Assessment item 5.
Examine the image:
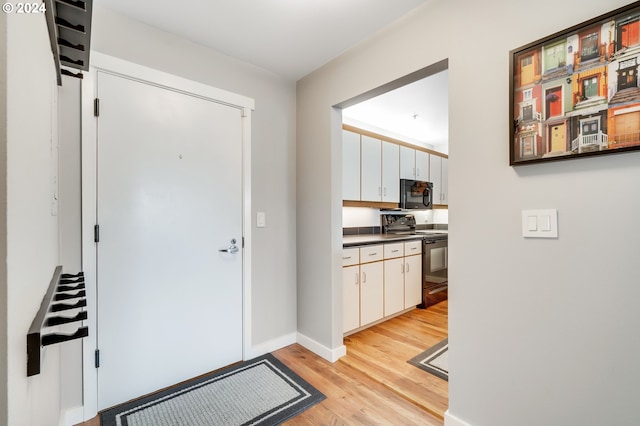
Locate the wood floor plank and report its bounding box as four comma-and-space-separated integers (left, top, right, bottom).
274, 344, 443, 426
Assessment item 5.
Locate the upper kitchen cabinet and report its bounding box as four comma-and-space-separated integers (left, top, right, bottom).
400, 146, 429, 181
342, 130, 361, 200
361, 136, 399, 203
382, 142, 399, 202
429, 155, 449, 206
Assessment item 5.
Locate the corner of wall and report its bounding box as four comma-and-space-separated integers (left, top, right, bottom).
0, 8, 8, 426
296, 332, 346, 363
444, 410, 474, 426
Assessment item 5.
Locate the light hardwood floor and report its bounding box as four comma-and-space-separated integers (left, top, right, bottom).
78, 300, 448, 425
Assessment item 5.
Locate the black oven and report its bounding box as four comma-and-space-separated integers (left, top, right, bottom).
422, 237, 448, 308
400, 179, 433, 210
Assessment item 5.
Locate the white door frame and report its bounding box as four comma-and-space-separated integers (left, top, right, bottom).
80, 52, 254, 420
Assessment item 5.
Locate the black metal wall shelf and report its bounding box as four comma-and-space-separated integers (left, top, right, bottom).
27, 266, 88, 377
44, 0, 93, 85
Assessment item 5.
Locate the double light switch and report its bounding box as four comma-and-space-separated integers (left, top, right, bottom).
522, 209, 558, 238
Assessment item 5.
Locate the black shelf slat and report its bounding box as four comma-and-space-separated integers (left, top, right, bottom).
55, 0, 86, 11
57, 283, 85, 292
50, 298, 87, 313
45, 311, 88, 327
54, 290, 86, 301
42, 327, 89, 346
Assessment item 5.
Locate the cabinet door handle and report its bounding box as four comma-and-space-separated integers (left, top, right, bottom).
383, 187, 387, 196
378, 187, 382, 196
406, 263, 410, 273
416, 168, 420, 177
401, 263, 404, 274
355, 273, 359, 285
362, 272, 367, 283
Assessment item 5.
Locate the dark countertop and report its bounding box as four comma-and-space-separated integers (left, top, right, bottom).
343, 231, 448, 248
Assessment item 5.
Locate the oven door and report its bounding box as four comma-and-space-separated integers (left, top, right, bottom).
422, 238, 448, 307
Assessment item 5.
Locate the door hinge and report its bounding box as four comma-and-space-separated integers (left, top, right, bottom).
94, 224, 100, 243
95, 349, 100, 368
94, 98, 100, 117
242, 237, 245, 248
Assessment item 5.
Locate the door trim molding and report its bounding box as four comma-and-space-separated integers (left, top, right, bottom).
80, 52, 254, 420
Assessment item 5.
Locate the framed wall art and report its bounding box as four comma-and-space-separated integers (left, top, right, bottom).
509, 1, 640, 165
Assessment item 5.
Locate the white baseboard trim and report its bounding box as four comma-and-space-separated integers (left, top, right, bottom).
445, 410, 473, 426
296, 332, 346, 362
60, 406, 84, 426
245, 332, 297, 359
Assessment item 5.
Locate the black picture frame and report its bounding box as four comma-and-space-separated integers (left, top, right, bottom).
509, 1, 640, 165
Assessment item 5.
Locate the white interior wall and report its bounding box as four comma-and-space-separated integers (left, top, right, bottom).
0, 9, 8, 425
297, 0, 640, 425
5, 11, 63, 426
57, 76, 83, 420
90, 5, 298, 354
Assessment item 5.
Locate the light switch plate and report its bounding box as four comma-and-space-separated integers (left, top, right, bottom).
522, 209, 557, 238
257, 211, 266, 228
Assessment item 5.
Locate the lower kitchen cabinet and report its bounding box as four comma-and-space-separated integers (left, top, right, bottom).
343, 240, 422, 335
404, 253, 422, 308
342, 264, 360, 333
359, 261, 384, 326
384, 257, 405, 317
383, 242, 405, 317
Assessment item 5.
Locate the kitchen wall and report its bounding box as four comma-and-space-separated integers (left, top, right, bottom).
2, 11, 64, 426
297, 0, 640, 425
342, 207, 448, 228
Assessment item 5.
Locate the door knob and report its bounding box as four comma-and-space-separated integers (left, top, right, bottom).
219, 239, 239, 254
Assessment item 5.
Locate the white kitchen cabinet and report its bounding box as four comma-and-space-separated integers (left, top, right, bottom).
343, 264, 360, 333
383, 243, 404, 316
342, 247, 360, 333
384, 257, 405, 317
360, 260, 384, 326
429, 154, 448, 206
400, 147, 429, 181
360, 136, 399, 203
416, 150, 429, 181
381, 142, 399, 203
404, 253, 422, 308
342, 130, 361, 201
441, 157, 448, 205
360, 136, 382, 202
400, 146, 416, 180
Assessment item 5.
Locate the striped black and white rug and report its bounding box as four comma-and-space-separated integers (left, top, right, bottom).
408, 338, 448, 381
101, 353, 325, 426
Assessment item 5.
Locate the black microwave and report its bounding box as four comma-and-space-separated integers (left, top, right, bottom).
400, 179, 433, 209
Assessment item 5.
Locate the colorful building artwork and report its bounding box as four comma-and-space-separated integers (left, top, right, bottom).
511, 5, 640, 163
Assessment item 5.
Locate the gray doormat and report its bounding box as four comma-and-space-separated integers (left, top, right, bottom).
408, 338, 448, 381
100, 353, 325, 426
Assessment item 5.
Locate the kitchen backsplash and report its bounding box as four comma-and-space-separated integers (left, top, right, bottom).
343, 207, 448, 229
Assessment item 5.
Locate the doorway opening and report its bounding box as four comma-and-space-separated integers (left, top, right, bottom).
335, 58, 449, 420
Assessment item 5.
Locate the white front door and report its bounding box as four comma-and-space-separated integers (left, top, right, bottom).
95, 71, 244, 410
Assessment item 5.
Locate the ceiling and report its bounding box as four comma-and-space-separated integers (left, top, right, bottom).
342, 69, 448, 151
94, 0, 446, 149
94, 0, 430, 81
